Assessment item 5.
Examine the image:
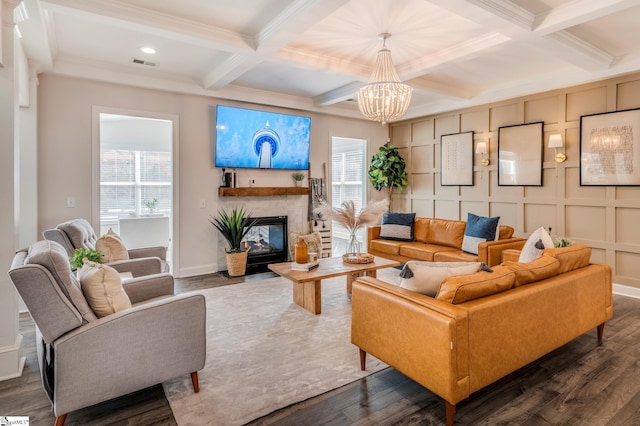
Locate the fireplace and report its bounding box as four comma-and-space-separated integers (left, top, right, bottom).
242, 216, 288, 273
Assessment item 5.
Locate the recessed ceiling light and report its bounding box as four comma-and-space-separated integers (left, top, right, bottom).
140, 47, 156, 54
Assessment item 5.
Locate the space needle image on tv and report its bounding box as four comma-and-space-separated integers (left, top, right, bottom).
253, 121, 279, 168
214, 105, 311, 171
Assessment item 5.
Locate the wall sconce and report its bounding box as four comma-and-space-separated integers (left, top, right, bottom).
548, 133, 566, 177
475, 141, 490, 166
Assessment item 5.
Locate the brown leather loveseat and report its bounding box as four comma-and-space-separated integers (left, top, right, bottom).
351, 244, 613, 426
368, 216, 526, 267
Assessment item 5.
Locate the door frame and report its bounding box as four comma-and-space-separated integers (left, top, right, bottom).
91, 106, 180, 273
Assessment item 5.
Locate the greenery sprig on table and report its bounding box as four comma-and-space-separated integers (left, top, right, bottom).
69, 248, 104, 270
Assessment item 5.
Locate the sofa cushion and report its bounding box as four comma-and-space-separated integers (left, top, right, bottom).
79, 260, 132, 317
96, 228, 130, 263
434, 250, 478, 263
413, 217, 431, 243
503, 255, 560, 287
462, 213, 500, 255
543, 244, 591, 274
399, 261, 484, 296
25, 240, 98, 322
518, 226, 554, 263
426, 218, 466, 248
379, 212, 416, 241
436, 264, 515, 304
369, 239, 402, 256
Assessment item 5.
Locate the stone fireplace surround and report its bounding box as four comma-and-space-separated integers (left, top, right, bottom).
217, 193, 308, 271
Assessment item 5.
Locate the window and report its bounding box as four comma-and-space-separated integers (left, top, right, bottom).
331, 137, 366, 253
100, 149, 172, 217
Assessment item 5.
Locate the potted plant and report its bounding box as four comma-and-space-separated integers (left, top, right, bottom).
368, 142, 408, 197
209, 207, 258, 276
144, 198, 159, 214
291, 172, 306, 187
69, 248, 104, 271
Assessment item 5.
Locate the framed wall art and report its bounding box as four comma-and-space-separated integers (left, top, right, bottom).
498, 122, 543, 186
440, 131, 474, 186
580, 108, 640, 186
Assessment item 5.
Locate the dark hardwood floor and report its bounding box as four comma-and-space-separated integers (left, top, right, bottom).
2, 271, 640, 425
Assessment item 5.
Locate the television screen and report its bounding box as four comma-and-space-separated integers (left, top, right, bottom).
214, 105, 311, 170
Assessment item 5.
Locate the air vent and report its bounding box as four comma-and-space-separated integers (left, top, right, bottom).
131, 58, 157, 67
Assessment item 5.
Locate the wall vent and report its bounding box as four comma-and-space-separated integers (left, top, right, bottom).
131, 58, 157, 67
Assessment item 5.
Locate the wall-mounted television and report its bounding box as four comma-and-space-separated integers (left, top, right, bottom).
213, 105, 311, 170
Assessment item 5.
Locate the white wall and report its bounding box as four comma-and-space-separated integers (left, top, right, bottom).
37, 74, 387, 277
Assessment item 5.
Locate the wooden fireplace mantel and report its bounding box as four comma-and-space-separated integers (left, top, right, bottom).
218, 187, 309, 197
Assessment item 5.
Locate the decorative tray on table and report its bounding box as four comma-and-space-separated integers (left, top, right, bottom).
342, 253, 374, 264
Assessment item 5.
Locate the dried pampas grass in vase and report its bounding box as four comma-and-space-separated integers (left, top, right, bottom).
314, 199, 389, 255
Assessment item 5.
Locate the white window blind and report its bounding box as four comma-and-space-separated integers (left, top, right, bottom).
100, 149, 172, 215
331, 141, 365, 210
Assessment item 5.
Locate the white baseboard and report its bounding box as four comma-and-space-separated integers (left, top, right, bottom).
0, 334, 25, 381
177, 263, 219, 278
613, 283, 640, 299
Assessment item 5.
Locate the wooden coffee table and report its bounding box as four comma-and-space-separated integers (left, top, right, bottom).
268, 256, 400, 315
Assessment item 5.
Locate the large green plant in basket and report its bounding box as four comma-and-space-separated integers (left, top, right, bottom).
209, 207, 258, 254
368, 142, 408, 196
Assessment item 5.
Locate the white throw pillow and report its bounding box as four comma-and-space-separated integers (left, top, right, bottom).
518, 227, 554, 263
399, 261, 484, 297
79, 260, 132, 317
95, 228, 129, 263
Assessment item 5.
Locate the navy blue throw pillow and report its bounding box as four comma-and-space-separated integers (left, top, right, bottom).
461, 213, 500, 255
379, 212, 416, 241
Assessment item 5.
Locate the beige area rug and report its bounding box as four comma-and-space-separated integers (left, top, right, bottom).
163, 268, 400, 425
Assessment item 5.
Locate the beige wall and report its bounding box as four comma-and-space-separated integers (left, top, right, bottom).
37, 75, 387, 277
390, 72, 640, 289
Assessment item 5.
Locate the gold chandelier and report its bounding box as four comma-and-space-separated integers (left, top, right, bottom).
357, 33, 413, 125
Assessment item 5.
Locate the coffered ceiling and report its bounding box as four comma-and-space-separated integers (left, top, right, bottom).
17, 0, 640, 121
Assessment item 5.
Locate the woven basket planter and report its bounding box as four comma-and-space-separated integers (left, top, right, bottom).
225, 250, 248, 277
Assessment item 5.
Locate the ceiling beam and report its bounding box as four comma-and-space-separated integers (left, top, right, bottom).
427, 0, 616, 71
202, 54, 264, 90
202, 0, 349, 91
255, 0, 349, 52
533, 0, 640, 34
313, 82, 363, 106
397, 32, 510, 79
40, 0, 254, 51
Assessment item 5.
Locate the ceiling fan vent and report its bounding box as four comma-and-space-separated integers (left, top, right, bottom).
131, 58, 157, 67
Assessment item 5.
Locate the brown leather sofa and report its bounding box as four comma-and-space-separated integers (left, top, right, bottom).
368, 217, 526, 267
351, 244, 613, 426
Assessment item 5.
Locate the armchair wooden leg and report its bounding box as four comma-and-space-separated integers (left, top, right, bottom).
446, 401, 456, 426
597, 322, 605, 341
359, 348, 366, 371
191, 371, 200, 393
55, 414, 67, 426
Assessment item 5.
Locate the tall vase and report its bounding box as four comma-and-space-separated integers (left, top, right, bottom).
346, 229, 361, 255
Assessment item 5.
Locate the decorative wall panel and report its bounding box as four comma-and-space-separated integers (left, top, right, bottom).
391, 72, 640, 288
565, 205, 606, 240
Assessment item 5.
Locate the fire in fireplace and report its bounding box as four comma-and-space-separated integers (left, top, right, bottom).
242, 216, 288, 273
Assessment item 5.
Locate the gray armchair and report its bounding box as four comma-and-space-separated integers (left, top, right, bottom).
9, 240, 206, 426
43, 218, 169, 277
